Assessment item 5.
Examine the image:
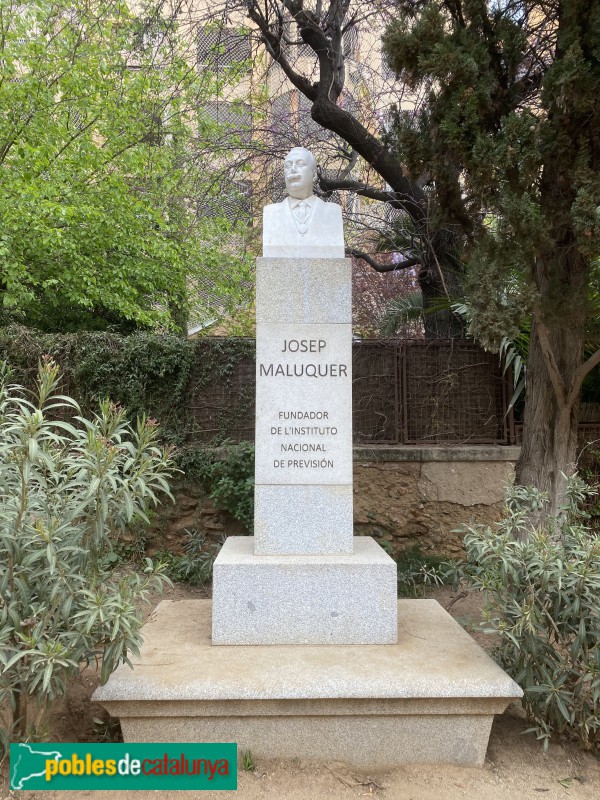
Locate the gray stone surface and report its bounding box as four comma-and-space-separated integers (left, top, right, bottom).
353, 445, 521, 462
211, 536, 397, 644
418, 461, 515, 506
94, 599, 523, 767
119, 714, 495, 767
254, 484, 353, 554
255, 322, 352, 486
256, 258, 351, 324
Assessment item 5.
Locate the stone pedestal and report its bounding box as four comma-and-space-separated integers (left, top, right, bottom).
210, 255, 398, 645
211, 536, 397, 645
93, 599, 523, 767
253, 257, 354, 556
93, 181, 523, 770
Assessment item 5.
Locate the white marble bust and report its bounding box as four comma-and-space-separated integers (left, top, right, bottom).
262, 147, 345, 258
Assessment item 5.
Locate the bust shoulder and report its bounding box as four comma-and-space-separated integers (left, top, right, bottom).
263, 199, 285, 213
314, 196, 342, 216
262, 194, 344, 258
263, 196, 340, 212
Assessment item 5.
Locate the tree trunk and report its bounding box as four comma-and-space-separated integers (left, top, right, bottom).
516, 321, 581, 518
516, 253, 588, 518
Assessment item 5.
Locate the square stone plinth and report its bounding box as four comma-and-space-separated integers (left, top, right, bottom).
254, 484, 353, 554
93, 599, 523, 768
212, 536, 397, 645
256, 257, 351, 324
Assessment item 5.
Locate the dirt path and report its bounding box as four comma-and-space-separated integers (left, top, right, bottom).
3, 714, 600, 800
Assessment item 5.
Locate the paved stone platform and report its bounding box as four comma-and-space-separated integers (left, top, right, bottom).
93, 599, 522, 767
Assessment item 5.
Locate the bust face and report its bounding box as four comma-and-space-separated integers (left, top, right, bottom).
284, 147, 316, 200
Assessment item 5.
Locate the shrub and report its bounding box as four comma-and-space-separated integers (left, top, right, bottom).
179, 443, 255, 531
0, 360, 175, 751
453, 480, 600, 750
158, 530, 225, 587
395, 545, 448, 597
0, 325, 256, 448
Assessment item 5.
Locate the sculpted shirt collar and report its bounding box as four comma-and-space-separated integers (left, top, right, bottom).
288, 195, 316, 211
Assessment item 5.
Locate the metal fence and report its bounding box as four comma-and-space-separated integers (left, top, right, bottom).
188, 338, 513, 446
188, 342, 256, 444
354, 339, 512, 445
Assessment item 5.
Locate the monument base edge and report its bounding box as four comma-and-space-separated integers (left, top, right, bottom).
93, 599, 522, 768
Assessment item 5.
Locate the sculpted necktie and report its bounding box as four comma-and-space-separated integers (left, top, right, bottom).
294, 200, 309, 235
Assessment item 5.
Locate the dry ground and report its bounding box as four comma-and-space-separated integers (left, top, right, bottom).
2, 584, 599, 800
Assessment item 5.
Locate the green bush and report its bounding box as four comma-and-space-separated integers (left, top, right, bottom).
158, 530, 225, 587
578, 446, 600, 533
454, 480, 600, 751
0, 360, 175, 750
395, 545, 448, 597
0, 325, 256, 447
179, 443, 255, 531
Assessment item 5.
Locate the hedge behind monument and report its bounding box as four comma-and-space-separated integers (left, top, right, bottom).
0, 325, 255, 449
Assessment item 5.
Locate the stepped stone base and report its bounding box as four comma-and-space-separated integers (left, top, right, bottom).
211, 536, 397, 645
93, 599, 522, 768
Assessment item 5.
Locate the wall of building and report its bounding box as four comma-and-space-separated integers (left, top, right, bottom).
144, 446, 519, 559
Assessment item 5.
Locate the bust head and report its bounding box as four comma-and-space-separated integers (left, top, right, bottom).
284, 147, 317, 200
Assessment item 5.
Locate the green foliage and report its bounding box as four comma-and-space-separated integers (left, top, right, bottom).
71, 331, 197, 445
92, 714, 123, 744
379, 291, 424, 337
395, 546, 448, 598
452, 480, 600, 751
0, 327, 256, 447
0, 0, 252, 332
241, 749, 256, 772
383, 2, 600, 349
156, 530, 224, 587
179, 444, 255, 531
0, 360, 175, 750
577, 448, 600, 532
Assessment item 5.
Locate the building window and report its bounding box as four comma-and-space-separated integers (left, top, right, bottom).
270, 90, 294, 151
298, 93, 326, 143
198, 179, 252, 226
197, 26, 251, 72
202, 100, 253, 145
343, 26, 359, 60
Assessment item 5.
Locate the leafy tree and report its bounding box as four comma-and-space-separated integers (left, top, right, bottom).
0, 0, 252, 333
383, 1, 600, 514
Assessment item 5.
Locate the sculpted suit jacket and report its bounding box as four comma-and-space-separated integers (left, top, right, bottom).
263, 195, 345, 258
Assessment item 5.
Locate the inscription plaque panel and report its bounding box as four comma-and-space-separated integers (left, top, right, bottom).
255, 322, 352, 486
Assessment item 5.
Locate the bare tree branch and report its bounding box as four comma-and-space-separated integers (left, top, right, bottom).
318, 169, 411, 206
569, 347, 600, 410
347, 249, 420, 273
247, 0, 427, 222
245, 1, 317, 100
